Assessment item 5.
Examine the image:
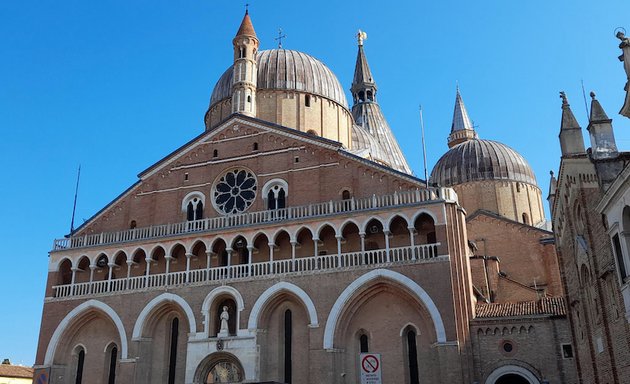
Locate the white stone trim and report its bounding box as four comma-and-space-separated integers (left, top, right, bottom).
44, 300, 128, 365
323, 269, 446, 349
262, 178, 289, 198
201, 286, 245, 336
411, 209, 441, 226
484, 365, 540, 384
181, 191, 206, 212
248, 282, 318, 329
132, 293, 197, 340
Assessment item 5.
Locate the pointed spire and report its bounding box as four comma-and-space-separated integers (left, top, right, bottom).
587, 91, 618, 159
447, 86, 478, 148
451, 86, 474, 133
558, 92, 585, 156
235, 9, 256, 38
589, 91, 611, 122
547, 171, 557, 220
351, 30, 377, 104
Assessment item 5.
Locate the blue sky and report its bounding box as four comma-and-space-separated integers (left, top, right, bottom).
1, 0, 629, 366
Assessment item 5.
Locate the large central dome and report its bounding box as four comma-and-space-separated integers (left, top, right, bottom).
210, 49, 348, 108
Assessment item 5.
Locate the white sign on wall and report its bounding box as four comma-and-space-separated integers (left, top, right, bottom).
360, 353, 382, 384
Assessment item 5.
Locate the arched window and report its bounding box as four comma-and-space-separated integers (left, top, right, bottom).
253, 142, 259, 151
74, 346, 85, 384
359, 334, 369, 353
213, 149, 218, 158
182, 192, 205, 221
405, 329, 419, 384
106, 344, 118, 384
247, 95, 251, 103
612, 234, 627, 279
263, 179, 288, 211
342, 190, 351, 200
305, 95, 311, 107
168, 317, 179, 384
284, 309, 292, 384
522, 212, 530, 225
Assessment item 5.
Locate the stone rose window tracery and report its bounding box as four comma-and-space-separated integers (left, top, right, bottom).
212, 169, 257, 215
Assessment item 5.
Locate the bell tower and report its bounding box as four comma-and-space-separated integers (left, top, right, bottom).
231, 10, 259, 117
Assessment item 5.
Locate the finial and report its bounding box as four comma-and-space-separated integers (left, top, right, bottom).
245, 3, 249, 14
357, 30, 368, 46
550, 170, 554, 177
615, 27, 626, 40
560, 91, 568, 106
590, 91, 596, 100
275, 28, 286, 49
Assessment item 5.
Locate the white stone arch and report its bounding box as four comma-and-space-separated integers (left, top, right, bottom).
361, 216, 386, 234
248, 282, 318, 329
130, 246, 149, 262
132, 293, 197, 340
209, 236, 228, 251
249, 230, 272, 246
74, 255, 92, 270
167, 241, 188, 257
188, 238, 210, 255
411, 209, 440, 226
271, 227, 292, 244
148, 243, 167, 259
484, 365, 541, 384
399, 322, 421, 337
201, 286, 245, 337
323, 269, 446, 349
181, 191, 206, 212
262, 178, 289, 198
315, 221, 339, 238
293, 225, 315, 244
52, 256, 73, 271
339, 219, 362, 235
44, 300, 128, 365
386, 212, 411, 232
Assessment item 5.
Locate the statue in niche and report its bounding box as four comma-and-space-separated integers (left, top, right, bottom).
219, 305, 230, 336
617, 30, 630, 118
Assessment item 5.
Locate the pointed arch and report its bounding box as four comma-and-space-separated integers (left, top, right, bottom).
44, 300, 128, 365
132, 293, 196, 340
315, 222, 339, 238
323, 269, 446, 349
248, 282, 318, 329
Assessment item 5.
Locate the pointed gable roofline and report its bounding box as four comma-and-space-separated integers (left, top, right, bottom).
466, 209, 554, 236
70, 114, 427, 236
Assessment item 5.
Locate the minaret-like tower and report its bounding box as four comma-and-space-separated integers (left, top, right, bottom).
447, 87, 478, 148
231, 10, 259, 117
558, 92, 586, 156
587, 91, 618, 159
350, 31, 411, 174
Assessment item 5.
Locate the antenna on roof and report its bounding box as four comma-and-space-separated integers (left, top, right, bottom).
419, 105, 429, 188
581, 79, 589, 119
70, 165, 81, 234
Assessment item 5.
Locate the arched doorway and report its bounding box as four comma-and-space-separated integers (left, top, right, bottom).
485, 365, 541, 384
495, 374, 531, 384
194, 353, 245, 384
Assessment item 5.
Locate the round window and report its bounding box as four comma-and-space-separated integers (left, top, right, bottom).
212, 169, 257, 215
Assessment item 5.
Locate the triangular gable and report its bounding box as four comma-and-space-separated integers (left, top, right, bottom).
70, 113, 423, 236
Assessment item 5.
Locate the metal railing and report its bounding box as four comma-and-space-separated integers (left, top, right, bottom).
52, 187, 456, 251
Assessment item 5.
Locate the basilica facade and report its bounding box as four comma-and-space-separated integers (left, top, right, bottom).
34, 12, 577, 384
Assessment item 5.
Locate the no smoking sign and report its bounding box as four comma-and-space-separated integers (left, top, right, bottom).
360, 353, 382, 384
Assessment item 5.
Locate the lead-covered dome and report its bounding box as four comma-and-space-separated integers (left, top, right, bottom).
210, 49, 348, 108
430, 139, 538, 187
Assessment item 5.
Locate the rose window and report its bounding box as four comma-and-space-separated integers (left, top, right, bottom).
213, 169, 257, 215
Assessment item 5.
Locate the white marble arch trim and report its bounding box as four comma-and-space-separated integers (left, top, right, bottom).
132, 293, 197, 340
484, 365, 541, 384
248, 282, 318, 329
323, 269, 446, 350
201, 286, 245, 336
44, 300, 128, 365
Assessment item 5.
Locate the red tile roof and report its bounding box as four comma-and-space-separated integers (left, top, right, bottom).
476, 297, 566, 318
0, 364, 34, 379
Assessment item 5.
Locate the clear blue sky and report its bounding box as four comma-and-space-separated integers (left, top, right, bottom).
1, 0, 629, 366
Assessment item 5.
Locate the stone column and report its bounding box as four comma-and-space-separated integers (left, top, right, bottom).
290, 241, 297, 271
359, 233, 366, 264
226, 249, 233, 278
165, 255, 173, 285
107, 262, 115, 292
185, 253, 193, 283
384, 230, 391, 262
126, 260, 133, 290
89, 264, 96, 294
408, 227, 416, 260
268, 242, 275, 274
247, 246, 254, 276
336, 235, 343, 267
144, 257, 152, 288
70, 267, 78, 296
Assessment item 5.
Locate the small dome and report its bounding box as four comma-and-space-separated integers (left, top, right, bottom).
430, 139, 537, 187
209, 49, 348, 108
